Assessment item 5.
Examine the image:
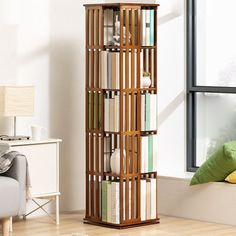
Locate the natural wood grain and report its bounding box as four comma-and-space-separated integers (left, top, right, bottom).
7, 213, 236, 236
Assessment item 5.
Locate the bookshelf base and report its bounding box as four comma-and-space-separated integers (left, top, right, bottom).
83, 217, 160, 229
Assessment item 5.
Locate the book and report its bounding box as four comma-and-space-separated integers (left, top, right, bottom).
150, 94, 157, 130
109, 95, 115, 131
104, 136, 110, 172
146, 179, 151, 219
100, 51, 108, 89
107, 53, 112, 89
114, 94, 119, 132
102, 180, 110, 221
141, 94, 146, 131
153, 135, 157, 171
145, 93, 151, 130
104, 97, 110, 131
150, 178, 156, 219
150, 10, 154, 46
111, 181, 120, 224
141, 136, 148, 173
141, 10, 146, 46
112, 53, 116, 89
145, 10, 151, 46
148, 135, 153, 172
140, 179, 147, 221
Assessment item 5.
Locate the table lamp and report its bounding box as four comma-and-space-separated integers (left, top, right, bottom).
0, 86, 34, 140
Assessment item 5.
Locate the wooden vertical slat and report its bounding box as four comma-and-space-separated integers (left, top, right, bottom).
119, 8, 124, 224
154, 8, 157, 89
137, 8, 141, 221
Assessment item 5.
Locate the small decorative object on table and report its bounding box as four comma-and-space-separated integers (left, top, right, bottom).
141, 72, 151, 88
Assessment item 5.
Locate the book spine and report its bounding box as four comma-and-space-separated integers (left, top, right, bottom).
145, 93, 150, 130
150, 178, 157, 219
109, 96, 114, 132
114, 95, 119, 132
150, 9, 154, 46
116, 53, 120, 89
107, 53, 112, 89
141, 94, 145, 131
141, 10, 146, 46
153, 135, 157, 171
146, 179, 151, 219
112, 53, 116, 89
145, 10, 150, 46
140, 179, 147, 221
148, 135, 153, 172
150, 94, 157, 130
102, 180, 109, 221
107, 181, 112, 222
111, 182, 120, 224
104, 97, 110, 131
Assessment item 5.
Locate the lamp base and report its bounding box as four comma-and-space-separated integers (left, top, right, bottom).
0, 135, 30, 141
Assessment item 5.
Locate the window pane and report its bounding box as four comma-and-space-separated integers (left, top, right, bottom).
196, 0, 236, 87
196, 93, 236, 167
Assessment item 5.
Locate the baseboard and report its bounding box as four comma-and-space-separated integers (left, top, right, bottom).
158, 175, 236, 226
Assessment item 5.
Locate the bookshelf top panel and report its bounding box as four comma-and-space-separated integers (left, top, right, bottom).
83, 3, 160, 8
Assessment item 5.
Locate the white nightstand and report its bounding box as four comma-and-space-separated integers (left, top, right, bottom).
0, 138, 62, 225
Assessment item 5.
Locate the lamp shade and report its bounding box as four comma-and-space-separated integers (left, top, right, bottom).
0, 86, 34, 117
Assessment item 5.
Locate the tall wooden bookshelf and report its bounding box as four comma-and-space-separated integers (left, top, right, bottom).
84, 3, 159, 228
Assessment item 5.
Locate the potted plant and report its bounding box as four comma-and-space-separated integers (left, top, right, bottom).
141, 71, 151, 88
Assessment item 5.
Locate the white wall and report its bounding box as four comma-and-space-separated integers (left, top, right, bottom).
0, 0, 186, 212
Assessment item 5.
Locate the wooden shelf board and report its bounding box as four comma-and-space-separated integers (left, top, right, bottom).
83, 217, 160, 229
84, 3, 160, 8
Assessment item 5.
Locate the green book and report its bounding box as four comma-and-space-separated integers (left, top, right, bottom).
148, 135, 153, 172
102, 180, 110, 222
150, 10, 154, 46
93, 93, 102, 130
145, 93, 151, 130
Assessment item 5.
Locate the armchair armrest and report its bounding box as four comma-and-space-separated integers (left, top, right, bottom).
3, 155, 27, 215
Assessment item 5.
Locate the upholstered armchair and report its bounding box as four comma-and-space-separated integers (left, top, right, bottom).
0, 155, 27, 236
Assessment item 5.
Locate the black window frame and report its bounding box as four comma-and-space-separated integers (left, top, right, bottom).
186, 0, 236, 172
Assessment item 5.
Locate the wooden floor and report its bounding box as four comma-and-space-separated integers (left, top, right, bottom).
4, 213, 236, 236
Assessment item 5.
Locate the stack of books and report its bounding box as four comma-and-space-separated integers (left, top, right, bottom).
141, 134, 157, 173
100, 51, 138, 89
141, 9, 155, 46
141, 93, 157, 131
102, 178, 156, 223
104, 93, 137, 132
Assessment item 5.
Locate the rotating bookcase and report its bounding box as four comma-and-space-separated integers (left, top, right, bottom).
84, 3, 159, 228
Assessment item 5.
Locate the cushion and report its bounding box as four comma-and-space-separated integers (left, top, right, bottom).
225, 170, 236, 183
0, 151, 15, 174
190, 141, 236, 185
0, 176, 20, 218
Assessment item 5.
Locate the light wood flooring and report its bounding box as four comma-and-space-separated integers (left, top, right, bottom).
4, 213, 236, 236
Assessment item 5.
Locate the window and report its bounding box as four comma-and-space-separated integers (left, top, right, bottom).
187, 0, 236, 171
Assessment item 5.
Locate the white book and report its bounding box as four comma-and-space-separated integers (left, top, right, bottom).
145, 10, 150, 46
150, 178, 156, 219
114, 95, 119, 132
150, 94, 157, 130
104, 98, 110, 131
141, 94, 146, 131
140, 49, 144, 80
146, 180, 151, 220
109, 97, 115, 132
107, 181, 112, 222
141, 10, 146, 46
141, 136, 148, 173
100, 51, 108, 89
153, 135, 157, 172
115, 53, 120, 89
111, 182, 120, 224
140, 179, 147, 221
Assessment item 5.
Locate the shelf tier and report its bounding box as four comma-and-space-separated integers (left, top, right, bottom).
86, 130, 157, 135
84, 217, 160, 229
86, 45, 157, 50
84, 3, 160, 7
87, 171, 157, 178
86, 87, 157, 92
